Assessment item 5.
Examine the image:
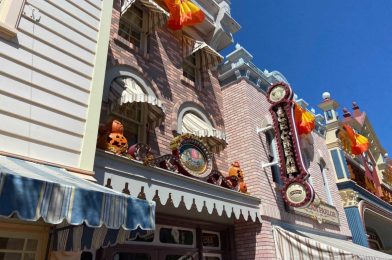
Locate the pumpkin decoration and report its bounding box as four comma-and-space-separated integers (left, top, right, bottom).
105, 120, 128, 155
227, 161, 248, 193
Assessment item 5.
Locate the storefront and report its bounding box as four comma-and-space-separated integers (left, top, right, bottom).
0, 154, 155, 260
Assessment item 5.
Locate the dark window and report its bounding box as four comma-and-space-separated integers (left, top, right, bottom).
81, 252, 93, 260
266, 131, 281, 184
165, 255, 194, 260
119, 5, 144, 48
159, 228, 194, 245
114, 253, 151, 260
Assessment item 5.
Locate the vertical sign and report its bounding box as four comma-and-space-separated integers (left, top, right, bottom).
267, 82, 315, 208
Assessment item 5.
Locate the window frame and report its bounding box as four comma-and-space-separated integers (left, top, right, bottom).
0, 0, 25, 40
109, 101, 149, 145
118, 2, 149, 51
182, 52, 201, 87
265, 130, 282, 185
0, 220, 49, 260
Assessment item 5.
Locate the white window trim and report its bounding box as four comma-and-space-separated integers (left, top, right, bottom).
124, 224, 197, 248
320, 164, 334, 205
0, 0, 25, 40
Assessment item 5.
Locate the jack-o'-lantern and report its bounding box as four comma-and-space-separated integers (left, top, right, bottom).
228, 161, 244, 180
227, 162, 248, 193
108, 120, 124, 134
98, 119, 128, 154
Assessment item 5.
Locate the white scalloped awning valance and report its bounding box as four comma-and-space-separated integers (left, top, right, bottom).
95, 151, 261, 223
110, 77, 165, 128
182, 35, 224, 69
182, 112, 227, 153
121, 0, 168, 33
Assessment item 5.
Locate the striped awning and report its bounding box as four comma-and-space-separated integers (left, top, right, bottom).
121, 0, 169, 33
110, 77, 165, 128
0, 155, 155, 248
273, 226, 392, 260
182, 112, 227, 153
182, 35, 223, 69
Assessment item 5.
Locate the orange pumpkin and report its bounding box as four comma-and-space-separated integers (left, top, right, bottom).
108, 120, 124, 134
228, 161, 248, 193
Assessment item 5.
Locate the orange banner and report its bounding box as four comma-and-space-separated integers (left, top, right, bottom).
294, 103, 315, 135
341, 124, 369, 155
164, 0, 205, 30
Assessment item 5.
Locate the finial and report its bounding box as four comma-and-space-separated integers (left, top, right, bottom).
235, 43, 241, 50
352, 102, 359, 110
322, 92, 330, 101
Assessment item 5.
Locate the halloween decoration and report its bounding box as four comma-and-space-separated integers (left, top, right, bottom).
227, 161, 247, 193
337, 124, 369, 155
164, 0, 205, 30
97, 120, 128, 155
294, 102, 315, 135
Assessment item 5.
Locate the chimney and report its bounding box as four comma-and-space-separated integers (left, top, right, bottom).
352, 102, 361, 117
343, 107, 351, 118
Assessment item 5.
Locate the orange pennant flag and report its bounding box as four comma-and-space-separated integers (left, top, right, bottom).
164, 0, 205, 30
294, 103, 315, 135
342, 124, 369, 155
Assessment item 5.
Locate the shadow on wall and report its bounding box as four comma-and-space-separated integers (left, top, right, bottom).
196, 69, 225, 128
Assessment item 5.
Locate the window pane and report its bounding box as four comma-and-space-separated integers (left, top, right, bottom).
201, 233, 219, 247
0, 253, 22, 260
159, 228, 193, 245
23, 253, 35, 260
0, 237, 24, 250
114, 253, 150, 260
25, 239, 38, 251
165, 255, 193, 260
81, 252, 93, 260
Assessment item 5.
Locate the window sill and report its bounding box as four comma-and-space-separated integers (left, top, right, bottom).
180, 75, 197, 88
0, 22, 18, 40
113, 35, 149, 59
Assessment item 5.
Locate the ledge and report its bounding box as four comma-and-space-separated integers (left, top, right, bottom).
94, 150, 261, 222
0, 22, 17, 40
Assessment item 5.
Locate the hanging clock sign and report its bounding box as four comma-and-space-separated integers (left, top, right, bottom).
267, 82, 315, 208
170, 134, 213, 179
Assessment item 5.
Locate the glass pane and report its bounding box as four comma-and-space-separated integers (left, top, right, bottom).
128, 229, 154, 242
113, 253, 150, 260
0, 237, 24, 250
0, 253, 22, 260
159, 228, 193, 245
23, 253, 35, 260
165, 255, 193, 260
25, 240, 38, 251
201, 233, 219, 248
204, 257, 220, 260
81, 252, 93, 260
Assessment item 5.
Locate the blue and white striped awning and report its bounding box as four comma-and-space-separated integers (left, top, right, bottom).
0, 155, 155, 231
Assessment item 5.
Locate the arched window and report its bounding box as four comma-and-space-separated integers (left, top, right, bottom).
177, 105, 226, 153
103, 72, 165, 146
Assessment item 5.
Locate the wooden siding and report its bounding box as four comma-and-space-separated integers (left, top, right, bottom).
0, 0, 103, 167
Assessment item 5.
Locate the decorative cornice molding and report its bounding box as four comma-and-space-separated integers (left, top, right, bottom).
339, 189, 359, 208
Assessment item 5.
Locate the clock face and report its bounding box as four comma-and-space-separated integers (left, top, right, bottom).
269, 86, 286, 102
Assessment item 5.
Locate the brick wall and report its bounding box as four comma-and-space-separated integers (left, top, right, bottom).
104, 0, 228, 172
223, 79, 352, 259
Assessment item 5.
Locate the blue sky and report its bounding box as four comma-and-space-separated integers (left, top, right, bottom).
222, 0, 392, 154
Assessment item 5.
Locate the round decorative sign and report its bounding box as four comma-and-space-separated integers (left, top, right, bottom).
179, 144, 208, 175
269, 85, 287, 102
171, 134, 213, 179
283, 180, 314, 208
267, 82, 293, 104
